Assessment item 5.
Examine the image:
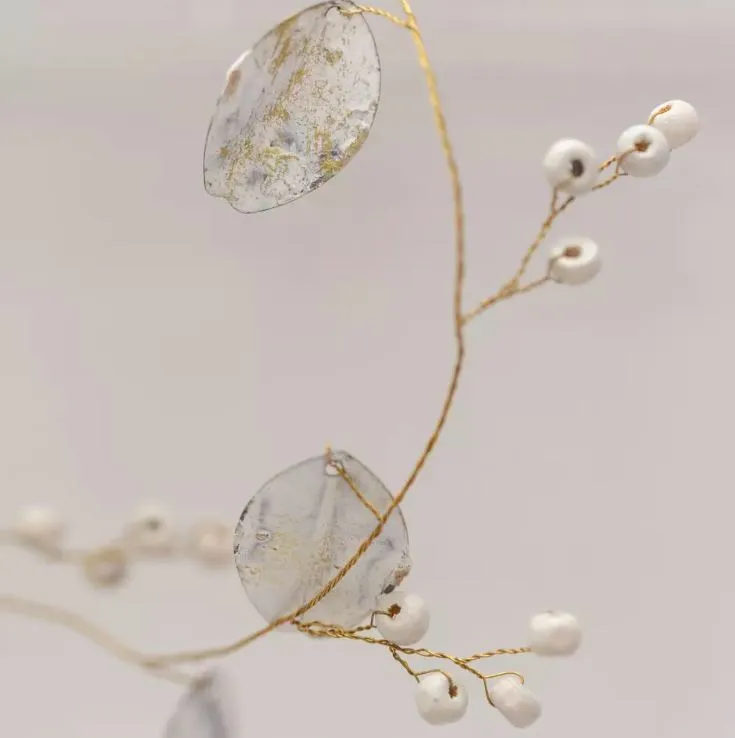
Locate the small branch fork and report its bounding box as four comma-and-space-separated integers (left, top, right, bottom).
461, 153, 628, 324
342, 4, 629, 329
294, 616, 530, 706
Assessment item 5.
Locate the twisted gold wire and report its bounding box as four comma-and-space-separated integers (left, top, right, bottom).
462, 149, 628, 325
140, 0, 469, 669
294, 619, 528, 697
296, 621, 530, 664
0, 595, 195, 686
326, 450, 383, 521
342, 4, 407, 26
648, 103, 672, 126
5, 2, 626, 685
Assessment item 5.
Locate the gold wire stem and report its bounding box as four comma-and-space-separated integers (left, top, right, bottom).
512, 190, 570, 283
338, 468, 382, 520
462, 276, 550, 325
592, 171, 625, 191
390, 647, 418, 678
599, 154, 618, 171
593, 149, 631, 191
5, 2, 587, 681
341, 4, 408, 26
325, 448, 383, 521
138, 0, 469, 670
296, 619, 528, 701
463, 150, 630, 325
648, 103, 671, 126
294, 619, 529, 671
1, 532, 66, 562
0, 594, 195, 686
297, 608, 392, 634
462, 195, 571, 325
460, 646, 532, 662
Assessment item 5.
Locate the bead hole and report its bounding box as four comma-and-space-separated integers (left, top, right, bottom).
387, 603, 402, 618
448, 683, 459, 698
563, 245, 582, 259
570, 158, 584, 177
634, 137, 650, 152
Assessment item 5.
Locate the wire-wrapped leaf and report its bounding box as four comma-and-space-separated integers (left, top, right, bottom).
234, 450, 411, 628
203, 1, 381, 214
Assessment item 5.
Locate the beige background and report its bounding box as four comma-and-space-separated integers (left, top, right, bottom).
1, 1, 732, 737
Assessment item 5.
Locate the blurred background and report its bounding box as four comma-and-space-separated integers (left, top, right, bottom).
0, 1, 732, 737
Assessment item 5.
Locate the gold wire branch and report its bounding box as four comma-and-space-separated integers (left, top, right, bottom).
648, 103, 672, 126
2, 529, 129, 568
341, 4, 407, 26
0, 594, 196, 686
294, 617, 529, 706
325, 446, 383, 522
295, 618, 530, 667
4, 1, 634, 685
462, 150, 629, 325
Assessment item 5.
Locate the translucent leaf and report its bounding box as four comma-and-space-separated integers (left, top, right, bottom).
203, 1, 381, 214
234, 450, 411, 628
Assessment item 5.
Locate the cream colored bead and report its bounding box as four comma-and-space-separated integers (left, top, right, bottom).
649, 100, 699, 150
529, 611, 582, 656
126, 504, 176, 556
549, 237, 601, 286
14, 506, 65, 549
489, 676, 542, 729
189, 521, 232, 567
415, 672, 469, 725
543, 139, 598, 195
617, 124, 670, 177
82, 546, 129, 588
375, 591, 430, 646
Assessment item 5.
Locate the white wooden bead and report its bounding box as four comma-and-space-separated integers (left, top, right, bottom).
529, 611, 582, 656
616, 124, 670, 177
489, 676, 542, 729
83, 547, 129, 588
189, 521, 232, 567
375, 591, 430, 646
649, 100, 699, 150
127, 504, 176, 556
415, 672, 469, 725
543, 139, 598, 195
549, 237, 601, 286
14, 506, 65, 549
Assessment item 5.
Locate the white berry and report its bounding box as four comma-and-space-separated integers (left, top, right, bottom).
529, 611, 582, 656
83, 547, 129, 588
649, 100, 699, 149
126, 504, 176, 556
189, 521, 232, 567
375, 591, 430, 646
489, 676, 542, 729
415, 672, 469, 725
616, 124, 670, 177
14, 506, 65, 549
549, 237, 601, 286
543, 139, 598, 195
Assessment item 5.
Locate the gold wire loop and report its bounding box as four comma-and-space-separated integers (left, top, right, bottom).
648, 103, 672, 126
339, 4, 409, 27
483, 669, 525, 684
